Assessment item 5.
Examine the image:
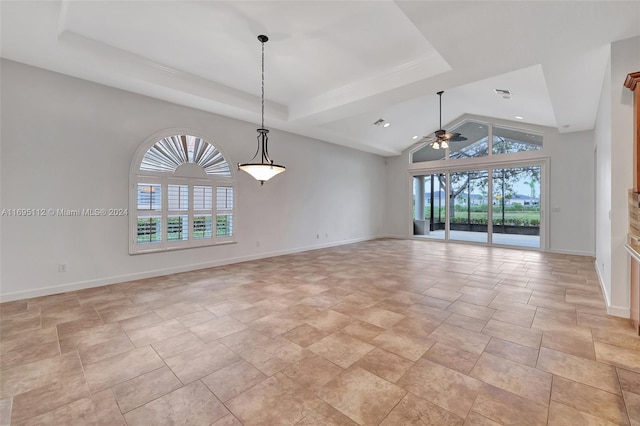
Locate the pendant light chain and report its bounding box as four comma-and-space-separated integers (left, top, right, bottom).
261, 38, 265, 129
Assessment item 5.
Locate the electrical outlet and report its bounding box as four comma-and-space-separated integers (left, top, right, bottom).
256, 241, 260, 247
58, 264, 67, 272
316, 233, 320, 239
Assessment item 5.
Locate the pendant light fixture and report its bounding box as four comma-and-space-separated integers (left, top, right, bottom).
238, 35, 286, 185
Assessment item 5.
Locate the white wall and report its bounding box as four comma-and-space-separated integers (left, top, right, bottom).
384, 151, 411, 238
594, 35, 640, 316
0, 60, 386, 301
547, 130, 595, 255
384, 116, 596, 256
595, 51, 613, 306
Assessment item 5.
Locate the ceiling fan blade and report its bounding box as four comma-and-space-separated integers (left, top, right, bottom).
449, 135, 468, 142
418, 136, 437, 144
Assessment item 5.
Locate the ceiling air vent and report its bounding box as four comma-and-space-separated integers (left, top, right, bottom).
494, 89, 512, 99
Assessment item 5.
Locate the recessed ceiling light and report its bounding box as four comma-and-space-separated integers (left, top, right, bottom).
515, 116, 524, 120
412, 135, 419, 140
383, 122, 391, 128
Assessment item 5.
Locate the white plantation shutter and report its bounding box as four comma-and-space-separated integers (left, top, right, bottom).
193, 214, 213, 239
216, 187, 233, 237
167, 214, 189, 241
168, 184, 189, 211
136, 183, 162, 245
137, 184, 162, 211
130, 133, 235, 254
193, 186, 213, 210
137, 216, 162, 244
140, 135, 231, 176
167, 184, 189, 242
217, 187, 233, 210
193, 185, 213, 240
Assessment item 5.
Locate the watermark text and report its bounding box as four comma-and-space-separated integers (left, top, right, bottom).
1, 208, 128, 217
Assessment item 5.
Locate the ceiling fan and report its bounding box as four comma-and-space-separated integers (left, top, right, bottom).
419, 91, 467, 149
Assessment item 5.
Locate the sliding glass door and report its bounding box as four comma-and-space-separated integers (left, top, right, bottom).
492, 166, 541, 247
412, 163, 543, 249
412, 173, 446, 240
450, 170, 488, 243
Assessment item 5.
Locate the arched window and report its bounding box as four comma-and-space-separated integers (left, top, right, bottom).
129, 131, 235, 254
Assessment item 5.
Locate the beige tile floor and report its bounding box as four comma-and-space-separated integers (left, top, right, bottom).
1, 239, 639, 425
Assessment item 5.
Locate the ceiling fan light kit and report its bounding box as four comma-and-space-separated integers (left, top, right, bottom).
238, 35, 286, 185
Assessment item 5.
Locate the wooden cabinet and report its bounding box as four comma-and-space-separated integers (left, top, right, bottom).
625, 72, 640, 191
625, 71, 640, 335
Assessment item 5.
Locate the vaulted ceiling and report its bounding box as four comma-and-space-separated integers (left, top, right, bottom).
2, 1, 639, 156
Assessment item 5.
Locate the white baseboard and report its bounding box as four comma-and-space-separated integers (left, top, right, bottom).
546, 248, 596, 257
0, 236, 382, 302
594, 258, 630, 318
608, 304, 631, 318
377, 234, 406, 239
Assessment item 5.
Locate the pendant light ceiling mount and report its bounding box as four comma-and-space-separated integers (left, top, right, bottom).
238, 34, 285, 185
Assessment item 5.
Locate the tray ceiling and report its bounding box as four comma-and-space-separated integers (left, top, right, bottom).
2, 1, 639, 156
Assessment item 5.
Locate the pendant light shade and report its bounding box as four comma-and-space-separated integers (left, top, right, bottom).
238, 163, 285, 182
238, 35, 286, 185
238, 129, 285, 181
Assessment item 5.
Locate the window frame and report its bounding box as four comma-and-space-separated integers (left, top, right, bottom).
409, 117, 545, 169
129, 129, 236, 255
408, 158, 550, 251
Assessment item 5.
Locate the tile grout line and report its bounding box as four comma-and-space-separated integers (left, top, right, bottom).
614, 367, 633, 426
